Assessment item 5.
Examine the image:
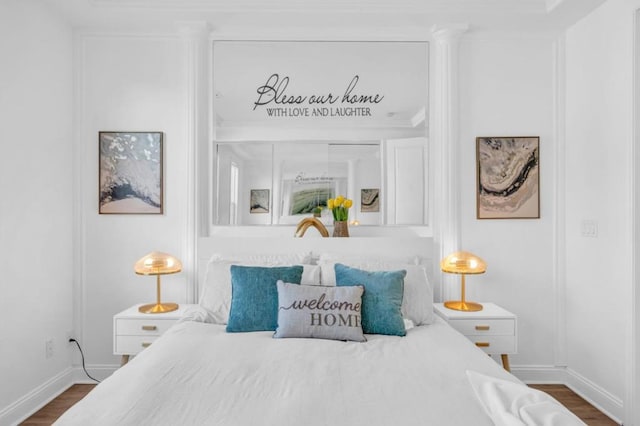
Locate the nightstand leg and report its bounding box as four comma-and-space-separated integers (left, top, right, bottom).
501, 354, 510, 372
121, 355, 130, 366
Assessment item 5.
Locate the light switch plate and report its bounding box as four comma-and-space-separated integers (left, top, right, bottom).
581, 220, 598, 238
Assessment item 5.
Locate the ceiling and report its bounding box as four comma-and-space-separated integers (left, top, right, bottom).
41, 0, 607, 35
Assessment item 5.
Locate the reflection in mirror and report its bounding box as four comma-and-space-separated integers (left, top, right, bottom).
214, 140, 426, 227
275, 143, 334, 225
216, 143, 273, 226
385, 137, 428, 225
328, 144, 381, 226
211, 41, 429, 228
214, 142, 386, 226
212, 41, 428, 142
275, 143, 381, 226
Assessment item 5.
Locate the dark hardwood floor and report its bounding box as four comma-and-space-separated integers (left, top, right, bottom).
20, 385, 94, 425
529, 384, 619, 425
21, 383, 618, 425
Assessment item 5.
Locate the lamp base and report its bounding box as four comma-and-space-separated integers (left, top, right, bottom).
444, 300, 483, 312
138, 302, 179, 314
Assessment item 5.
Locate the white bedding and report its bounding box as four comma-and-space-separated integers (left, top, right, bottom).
56, 317, 521, 426
467, 371, 586, 426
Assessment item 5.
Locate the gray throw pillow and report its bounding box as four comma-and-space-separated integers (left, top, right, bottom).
274, 281, 366, 342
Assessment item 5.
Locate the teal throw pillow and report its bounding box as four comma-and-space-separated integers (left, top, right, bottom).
226, 265, 304, 332
335, 263, 406, 336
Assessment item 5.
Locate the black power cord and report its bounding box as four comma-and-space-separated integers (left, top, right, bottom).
69, 338, 101, 383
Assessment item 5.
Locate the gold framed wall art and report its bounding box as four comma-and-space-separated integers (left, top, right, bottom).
99, 131, 163, 214
476, 136, 540, 219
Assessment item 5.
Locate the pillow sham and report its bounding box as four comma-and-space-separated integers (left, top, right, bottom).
216, 253, 313, 265
334, 263, 406, 337
320, 260, 433, 326
274, 281, 366, 342
226, 265, 304, 332
318, 253, 419, 278
199, 253, 319, 325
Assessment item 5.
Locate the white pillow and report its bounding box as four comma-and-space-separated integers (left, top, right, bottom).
318, 253, 420, 268
199, 253, 320, 325
318, 255, 433, 326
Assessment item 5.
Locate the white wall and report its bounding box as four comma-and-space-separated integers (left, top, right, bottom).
0, 0, 74, 423
563, 0, 640, 421
458, 36, 556, 368
72, 31, 563, 377
0, 1, 635, 423
76, 34, 190, 368
4, 4, 628, 422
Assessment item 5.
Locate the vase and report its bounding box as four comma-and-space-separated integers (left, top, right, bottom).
333, 221, 349, 238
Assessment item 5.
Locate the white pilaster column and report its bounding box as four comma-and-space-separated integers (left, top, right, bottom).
552, 35, 567, 367
431, 24, 468, 302
177, 21, 210, 303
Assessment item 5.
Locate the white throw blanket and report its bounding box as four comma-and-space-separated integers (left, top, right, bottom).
467, 370, 586, 426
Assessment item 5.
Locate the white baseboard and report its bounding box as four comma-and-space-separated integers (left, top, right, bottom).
0, 365, 119, 425
565, 367, 623, 425
511, 364, 568, 384
511, 364, 623, 425
0, 367, 74, 426
72, 364, 118, 383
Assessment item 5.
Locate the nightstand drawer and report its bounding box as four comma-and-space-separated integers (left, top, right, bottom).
114, 304, 197, 364
115, 335, 160, 355
115, 319, 177, 336
448, 318, 515, 336
468, 335, 515, 355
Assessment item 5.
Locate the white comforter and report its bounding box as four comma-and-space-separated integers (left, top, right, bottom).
56, 318, 520, 426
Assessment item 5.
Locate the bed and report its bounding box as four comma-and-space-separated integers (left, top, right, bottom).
55, 240, 584, 426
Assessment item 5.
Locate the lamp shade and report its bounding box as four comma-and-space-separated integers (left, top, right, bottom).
134, 252, 182, 314
441, 251, 486, 312
440, 251, 486, 275
134, 251, 182, 276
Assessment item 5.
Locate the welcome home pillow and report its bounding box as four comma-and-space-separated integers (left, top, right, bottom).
226, 265, 304, 332
335, 263, 406, 336
274, 281, 366, 342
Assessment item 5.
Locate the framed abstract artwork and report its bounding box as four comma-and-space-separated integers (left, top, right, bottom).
250, 189, 270, 214
99, 131, 163, 214
361, 188, 380, 213
476, 136, 540, 219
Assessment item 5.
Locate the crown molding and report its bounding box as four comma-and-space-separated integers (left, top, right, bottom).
431, 24, 470, 41
89, 0, 546, 14
44, 0, 608, 34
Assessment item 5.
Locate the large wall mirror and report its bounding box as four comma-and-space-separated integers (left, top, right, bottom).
211, 40, 429, 227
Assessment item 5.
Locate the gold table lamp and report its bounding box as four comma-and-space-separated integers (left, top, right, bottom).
134, 251, 182, 314
441, 251, 486, 312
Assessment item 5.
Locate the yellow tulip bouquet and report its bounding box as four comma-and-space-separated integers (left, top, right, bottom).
327, 195, 353, 222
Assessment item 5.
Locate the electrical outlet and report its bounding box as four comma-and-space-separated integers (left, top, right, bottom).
45, 339, 54, 359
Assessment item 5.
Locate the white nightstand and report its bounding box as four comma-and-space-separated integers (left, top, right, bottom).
113, 304, 197, 365
434, 302, 517, 371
